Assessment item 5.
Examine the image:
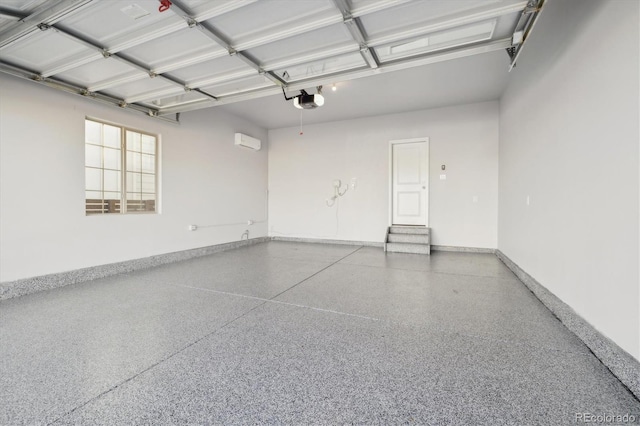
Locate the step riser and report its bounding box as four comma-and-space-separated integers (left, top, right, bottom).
388, 234, 430, 244
389, 226, 429, 235
386, 243, 431, 255
386, 226, 431, 255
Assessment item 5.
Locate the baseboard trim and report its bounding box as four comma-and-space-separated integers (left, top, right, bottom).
270, 236, 384, 247
269, 238, 491, 252
0, 237, 270, 301
431, 245, 495, 253
495, 250, 640, 400
271, 238, 496, 254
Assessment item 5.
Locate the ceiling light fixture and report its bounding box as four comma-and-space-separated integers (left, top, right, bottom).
331, 84, 337, 92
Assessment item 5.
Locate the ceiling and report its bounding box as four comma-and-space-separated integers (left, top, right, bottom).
0, 0, 541, 125
217, 50, 511, 129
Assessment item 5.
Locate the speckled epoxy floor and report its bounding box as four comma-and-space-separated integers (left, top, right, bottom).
1, 242, 638, 425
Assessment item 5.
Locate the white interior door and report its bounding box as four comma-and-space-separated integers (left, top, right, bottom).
391, 140, 429, 226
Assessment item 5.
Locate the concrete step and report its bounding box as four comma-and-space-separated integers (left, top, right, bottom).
386, 242, 431, 255
388, 233, 430, 244
389, 226, 430, 235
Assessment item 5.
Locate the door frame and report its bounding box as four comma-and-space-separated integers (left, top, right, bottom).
388, 137, 430, 227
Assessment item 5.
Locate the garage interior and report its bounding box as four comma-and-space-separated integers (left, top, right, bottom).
0, 0, 639, 424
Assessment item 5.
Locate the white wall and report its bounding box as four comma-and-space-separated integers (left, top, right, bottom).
268, 101, 499, 248
499, 0, 640, 359
0, 74, 268, 282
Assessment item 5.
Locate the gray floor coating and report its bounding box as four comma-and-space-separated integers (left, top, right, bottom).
0, 242, 638, 425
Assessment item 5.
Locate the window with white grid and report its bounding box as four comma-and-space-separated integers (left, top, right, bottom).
85, 118, 157, 215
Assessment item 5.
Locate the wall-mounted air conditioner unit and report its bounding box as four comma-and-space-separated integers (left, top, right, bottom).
234, 133, 261, 151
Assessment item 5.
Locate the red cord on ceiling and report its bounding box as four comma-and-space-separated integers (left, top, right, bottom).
159, 0, 172, 12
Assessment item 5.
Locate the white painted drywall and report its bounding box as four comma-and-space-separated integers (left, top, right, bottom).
0, 74, 268, 282
499, 0, 640, 359
268, 101, 499, 248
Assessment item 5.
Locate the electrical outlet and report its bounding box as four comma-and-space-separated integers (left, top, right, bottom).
188, 225, 197, 231
350, 177, 357, 189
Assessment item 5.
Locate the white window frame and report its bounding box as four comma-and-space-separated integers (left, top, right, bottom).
84, 117, 159, 215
